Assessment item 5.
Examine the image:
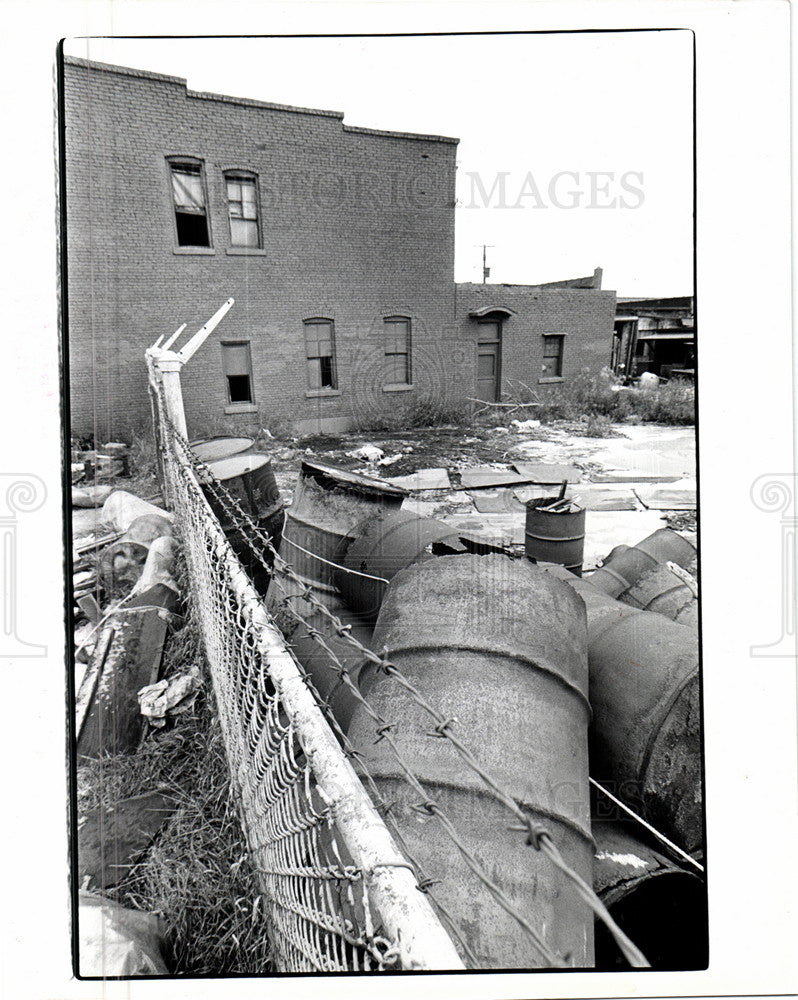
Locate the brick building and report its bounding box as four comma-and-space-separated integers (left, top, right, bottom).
63, 57, 616, 439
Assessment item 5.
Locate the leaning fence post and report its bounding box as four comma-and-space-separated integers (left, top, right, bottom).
155, 351, 189, 439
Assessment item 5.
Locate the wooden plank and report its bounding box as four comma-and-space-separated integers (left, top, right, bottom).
78, 790, 176, 889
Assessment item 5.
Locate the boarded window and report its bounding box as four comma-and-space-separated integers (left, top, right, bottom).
226, 173, 260, 248
169, 161, 210, 247
542, 334, 565, 377
222, 342, 253, 403
304, 319, 337, 390
384, 317, 411, 385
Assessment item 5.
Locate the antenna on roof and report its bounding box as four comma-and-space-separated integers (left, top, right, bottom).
474, 244, 494, 284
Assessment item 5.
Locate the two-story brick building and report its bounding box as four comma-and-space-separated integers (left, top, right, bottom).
63, 57, 616, 440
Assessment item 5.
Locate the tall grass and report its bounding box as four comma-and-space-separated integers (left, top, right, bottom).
534, 368, 695, 426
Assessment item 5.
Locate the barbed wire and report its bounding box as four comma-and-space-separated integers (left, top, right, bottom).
163, 418, 650, 969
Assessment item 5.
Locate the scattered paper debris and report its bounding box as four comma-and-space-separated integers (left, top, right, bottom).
138, 666, 202, 728
346, 444, 384, 462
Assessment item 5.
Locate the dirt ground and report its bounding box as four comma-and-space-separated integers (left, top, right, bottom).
266, 420, 697, 567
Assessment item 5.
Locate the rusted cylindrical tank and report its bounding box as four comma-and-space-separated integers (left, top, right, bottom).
635, 528, 697, 575
334, 509, 463, 623
588, 544, 659, 598
542, 564, 702, 856
619, 563, 698, 629
190, 435, 254, 464
348, 554, 595, 969
267, 461, 406, 729
524, 497, 586, 575
205, 454, 280, 516
592, 822, 707, 970
201, 453, 283, 596
590, 529, 697, 598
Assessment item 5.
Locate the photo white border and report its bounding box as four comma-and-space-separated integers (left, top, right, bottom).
1, 1, 795, 998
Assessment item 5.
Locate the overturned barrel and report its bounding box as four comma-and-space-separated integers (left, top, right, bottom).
590, 529, 697, 598
542, 564, 702, 856
524, 497, 586, 575
592, 822, 707, 970
636, 527, 697, 574
201, 453, 283, 596
267, 461, 406, 729
190, 435, 254, 464
619, 563, 698, 629
348, 554, 595, 969
334, 509, 463, 623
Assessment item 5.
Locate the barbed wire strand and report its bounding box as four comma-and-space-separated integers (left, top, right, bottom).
168, 422, 651, 970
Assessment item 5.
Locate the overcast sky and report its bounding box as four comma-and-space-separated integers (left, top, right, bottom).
65, 31, 693, 296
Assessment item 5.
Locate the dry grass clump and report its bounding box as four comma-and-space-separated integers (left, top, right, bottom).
77, 609, 273, 974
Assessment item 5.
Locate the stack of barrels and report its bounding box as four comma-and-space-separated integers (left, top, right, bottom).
263, 459, 704, 971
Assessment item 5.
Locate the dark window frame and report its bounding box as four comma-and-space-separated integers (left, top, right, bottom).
383, 315, 412, 386
224, 170, 262, 249
303, 318, 338, 391
221, 340, 254, 405
166, 157, 212, 249
542, 333, 566, 378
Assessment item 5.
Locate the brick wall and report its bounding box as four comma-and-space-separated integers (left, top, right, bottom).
64, 58, 458, 441
63, 58, 616, 442
454, 283, 617, 400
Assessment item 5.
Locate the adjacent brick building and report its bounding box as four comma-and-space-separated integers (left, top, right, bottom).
63, 57, 616, 439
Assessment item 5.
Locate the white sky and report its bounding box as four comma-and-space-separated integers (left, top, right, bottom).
64, 32, 694, 295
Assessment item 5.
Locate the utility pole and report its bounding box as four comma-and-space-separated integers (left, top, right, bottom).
474, 244, 494, 283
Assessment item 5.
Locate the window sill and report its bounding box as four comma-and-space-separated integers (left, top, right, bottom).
538, 377, 564, 384
224, 403, 258, 414
382, 383, 414, 393
305, 389, 341, 399
173, 246, 216, 256
226, 247, 268, 256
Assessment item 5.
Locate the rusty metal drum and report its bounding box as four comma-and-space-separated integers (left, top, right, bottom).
205, 453, 280, 516
592, 822, 707, 970
635, 528, 697, 575
267, 461, 406, 729
524, 497, 586, 575
619, 563, 698, 629
348, 554, 595, 968
190, 435, 254, 464
334, 509, 462, 623
542, 564, 702, 856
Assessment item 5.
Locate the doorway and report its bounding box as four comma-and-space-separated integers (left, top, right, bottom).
476, 319, 502, 402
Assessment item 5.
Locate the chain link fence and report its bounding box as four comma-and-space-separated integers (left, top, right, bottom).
146, 342, 649, 973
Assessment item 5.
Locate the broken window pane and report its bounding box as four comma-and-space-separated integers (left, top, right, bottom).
304, 320, 337, 390
169, 161, 210, 247
221, 343, 254, 403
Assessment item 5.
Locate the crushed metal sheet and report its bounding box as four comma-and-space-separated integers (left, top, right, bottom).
384, 468, 451, 491
468, 490, 526, 514
634, 483, 697, 510
591, 471, 682, 484
458, 466, 531, 489
510, 462, 583, 484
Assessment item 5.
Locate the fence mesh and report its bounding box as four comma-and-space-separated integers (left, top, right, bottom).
146, 355, 463, 973
146, 346, 651, 973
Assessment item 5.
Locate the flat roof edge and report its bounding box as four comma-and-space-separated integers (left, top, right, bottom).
343, 123, 459, 145
63, 55, 344, 119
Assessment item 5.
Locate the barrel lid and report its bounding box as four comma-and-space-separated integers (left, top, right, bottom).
206, 453, 271, 482
300, 460, 407, 499
190, 436, 253, 463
